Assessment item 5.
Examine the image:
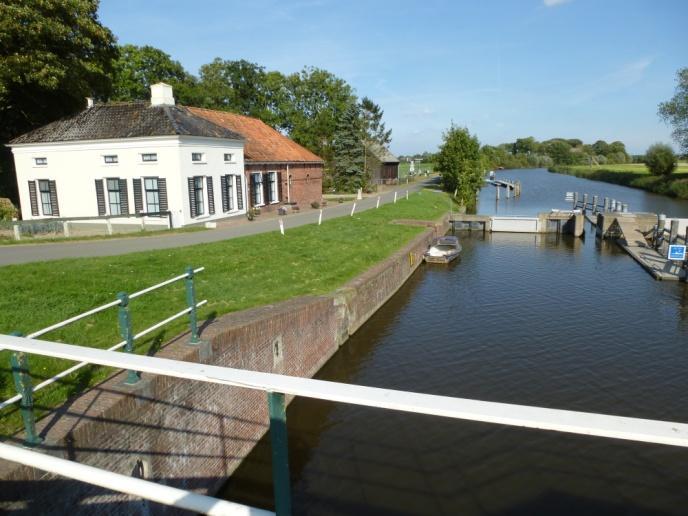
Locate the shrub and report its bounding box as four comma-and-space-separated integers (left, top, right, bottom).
0, 198, 18, 221
310, 201, 320, 209
645, 143, 677, 176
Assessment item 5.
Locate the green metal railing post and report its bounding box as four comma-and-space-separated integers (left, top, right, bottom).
10, 331, 42, 447
185, 266, 201, 344
268, 391, 292, 516
117, 292, 140, 385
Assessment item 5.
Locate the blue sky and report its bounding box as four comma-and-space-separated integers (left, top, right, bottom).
99, 0, 687, 155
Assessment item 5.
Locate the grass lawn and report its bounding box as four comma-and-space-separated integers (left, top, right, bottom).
0, 190, 453, 436
550, 162, 688, 199
399, 162, 436, 180
0, 225, 206, 245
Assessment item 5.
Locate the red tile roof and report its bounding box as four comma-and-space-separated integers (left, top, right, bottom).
186, 107, 323, 163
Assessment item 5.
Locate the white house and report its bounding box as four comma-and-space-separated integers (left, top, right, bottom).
9, 83, 248, 228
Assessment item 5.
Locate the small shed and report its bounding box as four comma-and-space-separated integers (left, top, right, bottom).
366, 143, 400, 185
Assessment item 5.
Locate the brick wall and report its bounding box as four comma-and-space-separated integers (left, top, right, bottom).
245, 162, 323, 213
0, 216, 448, 514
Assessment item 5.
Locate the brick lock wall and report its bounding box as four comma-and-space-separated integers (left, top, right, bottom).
0, 216, 448, 514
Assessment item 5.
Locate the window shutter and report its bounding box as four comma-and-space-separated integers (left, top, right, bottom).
49, 180, 60, 216
277, 172, 283, 202
95, 179, 106, 216
158, 178, 168, 213
206, 176, 215, 215
133, 178, 143, 214
187, 177, 197, 218
220, 175, 229, 212
28, 181, 39, 216
263, 173, 271, 204
236, 175, 244, 210
250, 175, 257, 207
118, 179, 129, 215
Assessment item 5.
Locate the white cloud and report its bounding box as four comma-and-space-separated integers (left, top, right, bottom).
565, 57, 654, 105
543, 0, 572, 6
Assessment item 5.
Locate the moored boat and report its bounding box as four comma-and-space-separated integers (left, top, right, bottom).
424, 235, 462, 264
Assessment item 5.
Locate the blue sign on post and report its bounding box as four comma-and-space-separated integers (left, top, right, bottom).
668, 245, 686, 261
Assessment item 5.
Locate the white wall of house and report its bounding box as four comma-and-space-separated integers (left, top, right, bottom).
11, 136, 246, 227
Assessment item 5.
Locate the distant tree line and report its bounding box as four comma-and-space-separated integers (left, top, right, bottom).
480, 137, 631, 170
0, 1, 392, 202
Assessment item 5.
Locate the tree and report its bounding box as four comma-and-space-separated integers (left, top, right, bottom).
512, 137, 538, 155
332, 103, 365, 191
592, 140, 610, 156
360, 97, 391, 147
645, 143, 676, 176
544, 140, 574, 165
658, 68, 688, 154
436, 125, 483, 203
0, 0, 117, 200
110, 45, 192, 102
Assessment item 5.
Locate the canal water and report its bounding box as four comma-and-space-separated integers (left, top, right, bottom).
222, 169, 688, 515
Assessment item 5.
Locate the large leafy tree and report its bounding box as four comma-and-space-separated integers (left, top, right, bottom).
436, 125, 483, 203
110, 44, 200, 104
332, 103, 365, 191
658, 68, 688, 154
0, 0, 117, 200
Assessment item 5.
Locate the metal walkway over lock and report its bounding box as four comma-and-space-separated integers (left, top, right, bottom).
1, 334, 688, 515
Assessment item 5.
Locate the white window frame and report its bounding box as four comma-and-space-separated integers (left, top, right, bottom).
106, 178, 123, 216
224, 175, 235, 212
37, 179, 53, 215
191, 152, 206, 164
34, 157, 47, 167
224, 153, 234, 163
141, 153, 158, 163
103, 155, 119, 165
144, 177, 160, 213
268, 171, 279, 204
193, 176, 205, 216
251, 172, 263, 206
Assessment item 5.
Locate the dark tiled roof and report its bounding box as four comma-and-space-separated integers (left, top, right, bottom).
367, 143, 399, 164
188, 107, 323, 163
10, 102, 244, 144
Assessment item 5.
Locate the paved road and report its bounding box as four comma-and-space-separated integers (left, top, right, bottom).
0, 181, 430, 266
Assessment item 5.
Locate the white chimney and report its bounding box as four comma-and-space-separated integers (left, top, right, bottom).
150, 82, 175, 106
86, 97, 94, 108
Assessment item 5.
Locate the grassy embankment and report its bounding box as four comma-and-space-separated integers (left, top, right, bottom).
0, 190, 454, 435
549, 162, 688, 200
398, 162, 436, 181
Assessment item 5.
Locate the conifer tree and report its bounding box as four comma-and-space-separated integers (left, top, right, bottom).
332, 103, 366, 191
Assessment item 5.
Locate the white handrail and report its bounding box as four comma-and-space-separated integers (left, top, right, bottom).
0, 442, 273, 516
2, 335, 688, 448
25, 267, 204, 339
0, 301, 207, 411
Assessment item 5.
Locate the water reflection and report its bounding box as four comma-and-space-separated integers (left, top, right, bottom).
223, 171, 688, 515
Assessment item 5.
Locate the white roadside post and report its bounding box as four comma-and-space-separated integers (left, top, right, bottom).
394, 192, 397, 204
376, 196, 380, 209
351, 202, 356, 217
13, 223, 21, 241
318, 209, 323, 226
279, 218, 285, 236
406, 190, 409, 201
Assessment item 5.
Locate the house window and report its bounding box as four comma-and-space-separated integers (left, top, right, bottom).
107, 178, 123, 215
225, 175, 234, 211
224, 153, 233, 162
35, 157, 47, 166
144, 178, 160, 213
104, 155, 118, 164
192, 152, 204, 163
266, 172, 278, 203
141, 153, 157, 162
193, 176, 205, 215
38, 180, 53, 215
251, 173, 263, 206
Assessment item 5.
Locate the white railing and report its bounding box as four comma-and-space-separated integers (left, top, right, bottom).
0, 442, 272, 516
0, 267, 206, 412
2, 335, 688, 448
2, 334, 688, 514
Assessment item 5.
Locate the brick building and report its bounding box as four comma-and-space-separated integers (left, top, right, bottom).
188, 107, 324, 212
